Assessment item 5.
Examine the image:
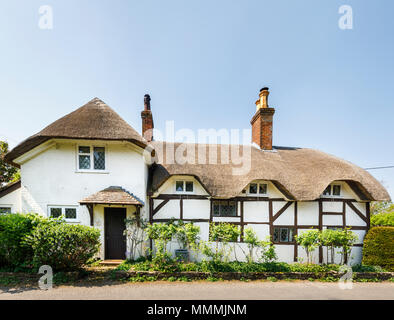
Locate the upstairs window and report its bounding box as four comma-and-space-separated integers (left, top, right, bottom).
248, 182, 267, 195
78, 146, 105, 171
49, 206, 78, 222
213, 200, 237, 217
175, 180, 194, 193
322, 184, 341, 197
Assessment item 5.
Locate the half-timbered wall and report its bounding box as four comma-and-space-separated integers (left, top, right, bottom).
150, 179, 370, 265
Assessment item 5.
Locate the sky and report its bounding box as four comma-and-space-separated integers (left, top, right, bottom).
0, 0, 393, 198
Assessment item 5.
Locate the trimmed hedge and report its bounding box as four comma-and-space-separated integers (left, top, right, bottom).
362, 227, 394, 271
0, 213, 100, 271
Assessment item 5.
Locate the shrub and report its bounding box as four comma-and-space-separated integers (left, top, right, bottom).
0, 213, 52, 267
239, 227, 277, 263
174, 220, 200, 251
200, 223, 240, 263
295, 229, 320, 264
124, 216, 148, 261
23, 222, 100, 271
371, 212, 394, 227
145, 222, 177, 265
362, 227, 394, 271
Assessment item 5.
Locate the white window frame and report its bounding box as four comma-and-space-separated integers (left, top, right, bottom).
321, 184, 342, 198
48, 205, 79, 222
76, 144, 108, 173
0, 206, 12, 214
247, 182, 268, 196
174, 180, 194, 194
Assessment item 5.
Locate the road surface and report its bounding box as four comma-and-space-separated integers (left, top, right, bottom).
0, 281, 393, 300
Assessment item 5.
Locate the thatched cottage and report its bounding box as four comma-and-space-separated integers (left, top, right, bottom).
0, 88, 390, 264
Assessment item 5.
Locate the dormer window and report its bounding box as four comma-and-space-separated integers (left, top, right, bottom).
322, 184, 341, 197
78, 146, 105, 171
175, 180, 194, 193
248, 182, 267, 195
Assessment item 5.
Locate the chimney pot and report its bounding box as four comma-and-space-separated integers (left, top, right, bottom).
141, 94, 154, 142
251, 87, 275, 150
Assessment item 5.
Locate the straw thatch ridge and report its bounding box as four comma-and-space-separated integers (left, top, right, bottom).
149, 142, 390, 201
5, 98, 147, 166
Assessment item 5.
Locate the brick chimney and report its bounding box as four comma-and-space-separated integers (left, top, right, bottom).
141, 94, 154, 142
250, 87, 275, 150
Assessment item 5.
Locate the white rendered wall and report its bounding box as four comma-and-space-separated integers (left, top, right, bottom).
18, 139, 148, 225
0, 188, 21, 213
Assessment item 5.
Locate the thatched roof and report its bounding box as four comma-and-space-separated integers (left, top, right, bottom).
149, 142, 390, 201
5, 98, 146, 166
79, 186, 144, 206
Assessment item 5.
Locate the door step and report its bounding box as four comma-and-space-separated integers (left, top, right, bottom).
99, 259, 124, 266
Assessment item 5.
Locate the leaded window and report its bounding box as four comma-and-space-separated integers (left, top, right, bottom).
213, 200, 237, 217
0, 207, 11, 214
248, 182, 268, 195
175, 180, 194, 193
49, 206, 78, 221
273, 227, 295, 243
78, 146, 105, 171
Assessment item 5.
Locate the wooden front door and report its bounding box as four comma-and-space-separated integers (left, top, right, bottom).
104, 207, 126, 259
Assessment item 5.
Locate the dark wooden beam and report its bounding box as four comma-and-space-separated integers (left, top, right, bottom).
152, 198, 170, 216
86, 204, 94, 226
153, 219, 210, 223
154, 194, 209, 200
318, 199, 323, 263
294, 202, 298, 262
272, 201, 292, 222
180, 197, 183, 220
366, 202, 371, 230
346, 201, 368, 223
240, 201, 244, 242
269, 200, 273, 241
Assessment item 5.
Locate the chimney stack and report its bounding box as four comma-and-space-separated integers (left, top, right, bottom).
251, 87, 275, 150
141, 94, 154, 142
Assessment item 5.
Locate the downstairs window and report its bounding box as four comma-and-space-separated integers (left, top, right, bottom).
273, 227, 295, 243
48, 206, 78, 221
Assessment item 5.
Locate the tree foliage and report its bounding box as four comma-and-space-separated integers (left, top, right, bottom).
0, 141, 19, 185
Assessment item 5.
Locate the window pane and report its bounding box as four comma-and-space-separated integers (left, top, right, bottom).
79, 146, 90, 154
289, 228, 295, 242
93, 147, 105, 170
176, 181, 184, 192
249, 183, 257, 194
50, 208, 62, 218
213, 201, 220, 216
273, 228, 279, 242
65, 208, 77, 219
79, 155, 90, 169
280, 228, 289, 242
332, 185, 341, 196
259, 184, 267, 194
323, 185, 331, 195
185, 181, 193, 192
0, 207, 11, 214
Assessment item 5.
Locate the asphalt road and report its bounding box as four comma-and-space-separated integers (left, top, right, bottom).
0, 281, 393, 300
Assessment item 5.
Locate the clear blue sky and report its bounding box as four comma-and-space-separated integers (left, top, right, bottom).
1, 0, 393, 198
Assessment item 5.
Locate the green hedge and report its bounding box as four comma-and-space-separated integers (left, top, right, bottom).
0, 213, 100, 271
362, 227, 394, 271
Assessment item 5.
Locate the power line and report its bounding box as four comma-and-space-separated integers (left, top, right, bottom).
364, 166, 394, 170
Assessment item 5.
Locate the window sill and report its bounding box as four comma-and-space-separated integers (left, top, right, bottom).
75, 170, 109, 174
65, 220, 81, 223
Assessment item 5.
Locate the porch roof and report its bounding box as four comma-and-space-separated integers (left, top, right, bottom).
79, 186, 144, 206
